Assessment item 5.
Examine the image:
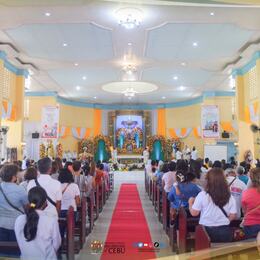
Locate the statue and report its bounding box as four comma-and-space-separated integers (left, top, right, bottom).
143, 147, 149, 165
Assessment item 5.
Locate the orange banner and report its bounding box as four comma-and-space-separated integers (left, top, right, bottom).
157, 109, 166, 137
93, 109, 102, 136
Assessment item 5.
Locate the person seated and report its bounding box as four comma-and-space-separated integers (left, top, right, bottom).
242, 168, 260, 238
189, 168, 237, 242
225, 168, 246, 219
27, 157, 62, 218
15, 186, 61, 260
0, 164, 28, 241
95, 163, 105, 188
58, 169, 80, 238
190, 160, 206, 189
212, 160, 222, 169
20, 167, 38, 191
156, 163, 169, 192
162, 161, 176, 193
51, 161, 59, 180
82, 163, 95, 198
72, 160, 86, 197
237, 165, 248, 185
168, 171, 201, 221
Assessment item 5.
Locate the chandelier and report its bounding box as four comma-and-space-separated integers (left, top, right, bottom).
116, 8, 143, 29
123, 87, 137, 97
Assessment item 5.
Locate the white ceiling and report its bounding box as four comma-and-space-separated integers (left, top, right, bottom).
0, 0, 260, 104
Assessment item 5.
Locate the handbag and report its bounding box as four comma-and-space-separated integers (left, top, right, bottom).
34, 179, 56, 207
0, 184, 24, 214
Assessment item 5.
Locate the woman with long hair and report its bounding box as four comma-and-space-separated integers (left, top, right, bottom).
189, 168, 237, 242
15, 186, 61, 259
242, 168, 260, 238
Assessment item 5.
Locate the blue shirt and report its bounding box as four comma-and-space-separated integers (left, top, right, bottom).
168, 182, 201, 209
0, 182, 28, 230
238, 175, 249, 185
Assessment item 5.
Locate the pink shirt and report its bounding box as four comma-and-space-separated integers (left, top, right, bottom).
241, 188, 260, 226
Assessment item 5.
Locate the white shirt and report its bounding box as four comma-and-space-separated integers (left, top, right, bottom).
27, 175, 62, 218
227, 176, 247, 219
176, 151, 182, 160
192, 191, 237, 226
15, 210, 61, 260
191, 150, 198, 160
162, 171, 176, 193
61, 183, 80, 211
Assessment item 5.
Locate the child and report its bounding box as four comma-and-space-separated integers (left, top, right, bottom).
15, 186, 61, 260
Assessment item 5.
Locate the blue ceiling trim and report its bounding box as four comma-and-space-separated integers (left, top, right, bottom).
25, 91, 234, 110
232, 51, 260, 77
25, 91, 58, 97
0, 50, 29, 78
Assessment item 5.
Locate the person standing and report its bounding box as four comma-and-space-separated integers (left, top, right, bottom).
191, 146, 198, 161
0, 164, 28, 241
27, 157, 62, 218
15, 186, 61, 260
175, 148, 183, 161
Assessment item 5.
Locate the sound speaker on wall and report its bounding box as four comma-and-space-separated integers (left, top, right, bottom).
32, 132, 40, 139
221, 131, 230, 139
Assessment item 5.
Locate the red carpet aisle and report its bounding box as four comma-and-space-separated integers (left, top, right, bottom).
101, 184, 156, 260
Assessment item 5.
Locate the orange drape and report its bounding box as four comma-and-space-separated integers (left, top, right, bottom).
244, 106, 251, 124
193, 127, 201, 139
181, 128, 187, 136
220, 122, 233, 132
84, 128, 92, 139
157, 108, 166, 137
93, 109, 102, 136
168, 128, 177, 138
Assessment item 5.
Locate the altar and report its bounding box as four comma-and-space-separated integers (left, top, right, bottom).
117, 154, 144, 164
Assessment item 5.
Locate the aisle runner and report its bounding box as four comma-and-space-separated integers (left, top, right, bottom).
101, 184, 156, 260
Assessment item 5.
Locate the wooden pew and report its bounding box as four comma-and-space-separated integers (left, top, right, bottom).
194, 225, 257, 260
149, 179, 153, 200
94, 185, 100, 220
156, 184, 162, 222
59, 206, 75, 260
0, 241, 20, 258
178, 207, 199, 254
102, 179, 106, 206
152, 181, 157, 207
75, 197, 86, 252
145, 169, 148, 194
162, 190, 170, 234
88, 190, 94, 233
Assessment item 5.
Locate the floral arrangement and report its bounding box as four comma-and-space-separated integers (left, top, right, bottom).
56, 143, 63, 158
79, 139, 94, 155
93, 135, 112, 158
39, 143, 46, 159
47, 140, 55, 159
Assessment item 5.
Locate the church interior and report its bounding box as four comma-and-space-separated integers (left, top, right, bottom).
1, 0, 260, 260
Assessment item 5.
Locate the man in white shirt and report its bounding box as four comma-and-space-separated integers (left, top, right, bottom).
225, 168, 247, 219
27, 157, 62, 218
175, 148, 182, 161
191, 146, 198, 160
162, 161, 176, 193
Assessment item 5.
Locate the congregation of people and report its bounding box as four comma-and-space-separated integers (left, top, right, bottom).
146, 146, 260, 243
0, 156, 110, 259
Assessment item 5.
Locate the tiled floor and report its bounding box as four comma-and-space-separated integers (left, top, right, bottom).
78, 171, 173, 260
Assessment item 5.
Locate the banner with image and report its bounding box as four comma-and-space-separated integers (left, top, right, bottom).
201, 105, 220, 139
41, 106, 59, 139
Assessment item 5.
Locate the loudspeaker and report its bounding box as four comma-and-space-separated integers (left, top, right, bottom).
32, 132, 40, 139
222, 131, 230, 139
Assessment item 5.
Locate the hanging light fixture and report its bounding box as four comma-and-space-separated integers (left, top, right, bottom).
116, 8, 143, 29
123, 87, 137, 97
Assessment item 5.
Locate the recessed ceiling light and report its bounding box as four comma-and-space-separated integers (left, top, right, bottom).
76, 86, 81, 91
210, 12, 215, 16
181, 62, 187, 66
63, 43, 68, 47
74, 63, 78, 66
162, 96, 166, 99
173, 76, 178, 80
45, 12, 51, 16
193, 42, 198, 47
179, 86, 186, 91
93, 96, 97, 99
82, 76, 87, 80
128, 42, 132, 46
